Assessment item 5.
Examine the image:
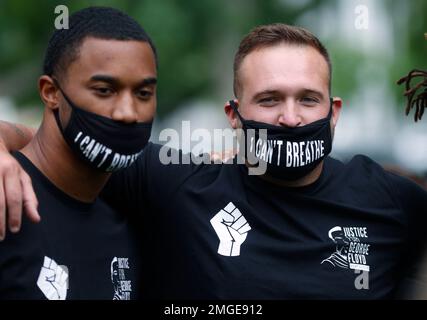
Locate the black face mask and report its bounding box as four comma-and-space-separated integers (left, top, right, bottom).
53, 82, 152, 172
230, 100, 333, 181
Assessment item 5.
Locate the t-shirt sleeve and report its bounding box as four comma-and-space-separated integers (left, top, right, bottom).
385, 172, 427, 298
386, 172, 427, 242
101, 142, 205, 215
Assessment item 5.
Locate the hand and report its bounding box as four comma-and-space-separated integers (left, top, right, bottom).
0, 145, 40, 240
210, 202, 251, 256
209, 149, 237, 163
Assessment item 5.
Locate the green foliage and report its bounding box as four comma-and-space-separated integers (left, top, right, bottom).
0, 0, 425, 117
386, 0, 427, 109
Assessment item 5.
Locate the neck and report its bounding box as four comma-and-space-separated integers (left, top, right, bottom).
21, 113, 110, 203
252, 161, 324, 188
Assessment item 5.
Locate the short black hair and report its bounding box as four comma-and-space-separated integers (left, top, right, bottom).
43, 6, 157, 78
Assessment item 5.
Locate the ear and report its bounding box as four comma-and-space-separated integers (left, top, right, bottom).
224, 99, 240, 129
38, 75, 60, 111
331, 97, 343, 128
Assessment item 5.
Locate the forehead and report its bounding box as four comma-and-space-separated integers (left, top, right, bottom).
65, 37, 157, 81
238, 44, 329, 96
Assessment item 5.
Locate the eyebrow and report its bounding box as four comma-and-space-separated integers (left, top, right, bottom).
252, 90, 281, 102
252, 88, 325, 101
302, 89, 325, 100
89, 75, 157, 87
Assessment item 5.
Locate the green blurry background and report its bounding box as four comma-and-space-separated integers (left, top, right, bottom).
0, 0, 426, 173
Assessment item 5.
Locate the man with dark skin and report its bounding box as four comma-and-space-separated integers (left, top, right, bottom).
0, 7, 157, 299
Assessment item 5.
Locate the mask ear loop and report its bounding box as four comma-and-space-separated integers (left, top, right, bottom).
327, 97, 334, 119
229, 100, 249, 163
229, 100, 246, 123
51, 77, 77, 135
52, 77, 78, 111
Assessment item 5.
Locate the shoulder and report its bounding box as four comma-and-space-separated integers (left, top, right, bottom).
117, 142, 224, 197
327, 154, 391, 182
322, 155, 386, 188
141, 142, 221, 178
328, 154, 427, 208
347, 155, 426, 196
344, 154, 384, 173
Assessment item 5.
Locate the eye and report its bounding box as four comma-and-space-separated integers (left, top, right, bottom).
137, 89, 153, 100
300, 96, 319, 105
258, 97, 278, 107
93, 87, 114, 96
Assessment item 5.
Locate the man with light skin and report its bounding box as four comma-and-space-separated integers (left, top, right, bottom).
224, 27, 341, 187
1, 23, 427, 299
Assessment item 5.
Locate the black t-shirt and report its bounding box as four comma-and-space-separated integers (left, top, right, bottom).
104, 143, 427, 299
0, 152, 141, 300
